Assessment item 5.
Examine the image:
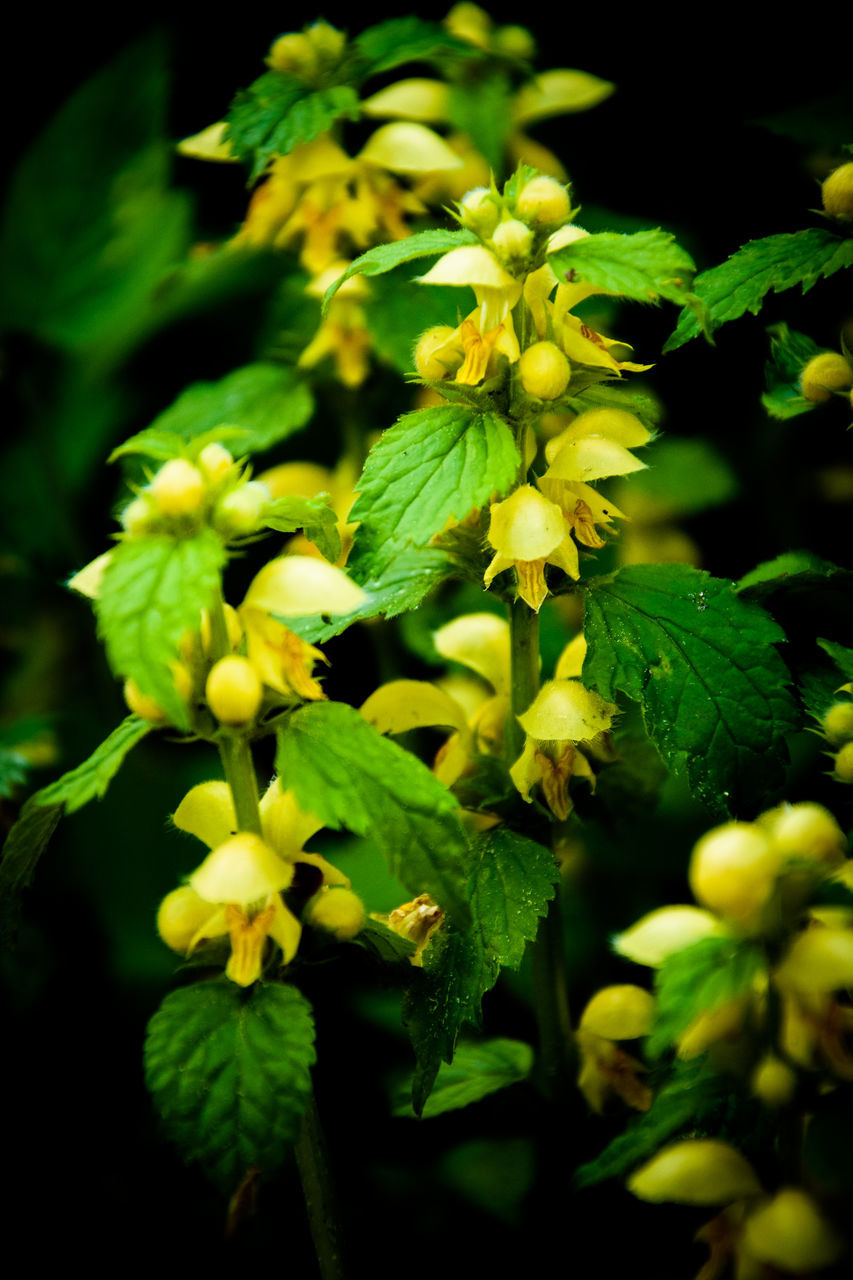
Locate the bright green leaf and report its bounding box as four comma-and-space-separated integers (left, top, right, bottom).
275, 701, 470, 919
761, 323, 825, 420
394, 1037, 534, 1118
109, 426, 249, 465
583, 564, 798, 813
665, 229, 853, 352
648, 936, 766, 1058
548, 228, 697, 308
144, 980, 315, 1191
263, 494, 341, 563
322, 228, 478, 310
818, 637, 853, 683
226, 74, 360, 181
36, 716, 150, 813
96, 531, 225, 727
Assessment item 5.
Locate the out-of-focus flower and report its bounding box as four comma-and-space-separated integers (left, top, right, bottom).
577, 984, 655, 1112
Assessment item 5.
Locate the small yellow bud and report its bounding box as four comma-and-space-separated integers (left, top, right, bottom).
445, 2, 492, 49
307, 887, 366, 939
206, 656, 263, 725
213, 481, 270, 538
823, 700, 853, 745
458, 186, 500, 235
493, 24, 536, 59
267, 32, 316, 76
305, 20, 346, 67
157, 885, 211, 953
121, 494, 156, 536
124, 678, 166, 723
800, 351, 853, 403
149, 458, 206, 516
579, 985, 655, 1040
821, 161, 853, 221
751, 1055, 796, 1107
519, 341, 571, 399
198, 443, 235, 483
688, 822, 782, 929
491, 217, 534, 265
758, 801, 846, 867
414, 325, 462, 380
742, 1189, 843, 1271
834, 741, 853, 783
627, 1139, 761, 1205
516, 175, 571, 227
200, 603, 243, 656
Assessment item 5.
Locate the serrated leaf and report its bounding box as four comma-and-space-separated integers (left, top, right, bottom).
226, 73, 360, 182
548, 228, 697, 308
648, 936, 766, 1058
403, 827, 558, 1111
761, 323, 825, 420
354, 918, 417, 966
349, 404, 519, 554
109, 425, 248, 465
583, 564, 798, 814
818, 637, 853, 682
263, 494, 341, 563
354, 16, 470, 74
144, 980, 315, 1191
36, 715, 150, 812
322, 228, 478, 310
737, 552, 844, 595
447, 69, 514, 176
665, 229, 853, 352
276, 701, 470, 919
0, 795, 63, 942
96, 531, 225, 727
131, 363, 314, 456
394, 1037, 534, 1118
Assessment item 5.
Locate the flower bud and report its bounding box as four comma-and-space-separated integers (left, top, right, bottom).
121, 494, 157, 537
515, 175, 571, 227
751, 1054, 796, 1107
822, 700, 853, 744
627, 1139, 761, 1205
157, 885, 211, 953
821, 161, 853, 221
579, 985, 654, 1040
267, 32, 317, 77
306, 20, 346, 68
492, 217, 534, 265
742, 1189, 843, 1271
757, 801, 846, 867
213, 481, 270, 537
200, 603, 243, 656
198, 443, 235, 483
414, 325, 463, 380
493, 24, 536, 59
688, 822, 782, 929
149, 458, 206, 517
800, 351, 853, 403
306, 887, 366, 939
445, 2, 492, 49
458, 186, 500, 235
833, 741, 853, 783
206, 656, 263, 725
519, 341, 571, 399
123, 661, 192, 723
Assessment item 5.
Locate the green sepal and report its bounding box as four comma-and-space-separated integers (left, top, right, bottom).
144, 979, 315, 1192
761, 323, 825, 420
665, 228, 853, 352
648, 935, 766, 1059
548, 228, 699, 310
95, 530, 225, 727
353, 918, 417, 967
322, 228, 478, 311
225, 74, 360, 182
583, 564, 798, 814
275, 701, 470, 920
393, 1037, 534, 1119
263, 493, 341, 563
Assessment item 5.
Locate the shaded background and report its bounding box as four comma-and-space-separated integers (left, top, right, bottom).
3, 6, 853, 1274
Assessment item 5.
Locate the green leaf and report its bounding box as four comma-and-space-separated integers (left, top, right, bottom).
349, 404, 519, 552
569, 381, 663, 433
548, 228, 697, 308
322, 228, 478, 310
447, 69, 514, 176
109, 426, 249, 465
365, 262, 461, 374
613, 438, 738, 520
354, 16, 470, 74
394, 1037, 534, 1118
96, 531, 225, 727
122, 363, 314, 457
276, 702, 470, 919
226, 74, 360, 181
818, 637, 853, 683
36, 715, 150, 813
761, 323, 825, 420
737, 551, 844, 595
263, 494, 341, 563
665, 229, 853, 352
144, 980, 315, 1191
648, 936, 766, 1058
0, 796, 63, 942
403, 827, 558, 1111
583, 564, 798, 814
353, 918, 417, 966
575, 1063, 760, 1188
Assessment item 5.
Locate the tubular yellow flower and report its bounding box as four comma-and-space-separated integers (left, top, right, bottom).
821, 161, 853, 221
612, 905, 730, 967
484, 485, 579, 610
741, 1189, 843, 1271
627, 1140, 762, 1205
416, 245, 522, 384
510, 678, 617, 819
576, 985, 655, 1113
688, 821, 783, 931
305, 887, 366, 939
377, 894, 443, 966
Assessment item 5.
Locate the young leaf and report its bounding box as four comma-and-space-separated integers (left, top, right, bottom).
96, 531, 225, 726
548, 228, 697, 307
36, 715, 150, 813
648, 936, 766, 1059
275, 701, 470, 919
124, 363, 314, 456
0, 796, 63, 942
144, 980, 315, 1192
665, 229, 853, 352
583, 564, 798, 814
393, 1037, 534, 1118
322, 228, 478, 310
263, 494, 341, 564
354, 16, 470, 75
349, 404, 519, 551
226, 74, 360, 181
761, 323, 825, 420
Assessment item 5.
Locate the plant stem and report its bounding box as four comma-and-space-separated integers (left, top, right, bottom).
507, 595, 540, 760
294, 1088, 347, 1280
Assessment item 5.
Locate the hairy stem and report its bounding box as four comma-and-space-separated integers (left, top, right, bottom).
507, 595, 540, 760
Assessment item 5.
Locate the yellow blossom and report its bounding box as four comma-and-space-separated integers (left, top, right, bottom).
484, 485, 579, 610
416, 244, 522, 385
577, 984, 655, 1113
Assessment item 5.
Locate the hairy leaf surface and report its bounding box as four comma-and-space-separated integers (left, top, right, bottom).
226, 74, 360, 181
548, 228, 697, 307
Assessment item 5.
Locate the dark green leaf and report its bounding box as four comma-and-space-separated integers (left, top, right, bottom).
818, 637, 853, 682
583, 564, 798, 813
665, 229, 853, 352
349, 404, 519, 551
226, 73, 360, 181
263, 494, 341, 563
353, 918, 417, 966
548, 229, 697, 308
394, 1037, 534, 1118
447, 70, 514, 175
0, 749, 28, 800
570, 381, 663, 432
276, 702, 470, 919
144, 980, 315, 1191
0, 796, 63, 942
354, 17, 470, 74
322, 228, 478, 310
96, 531, 225, 727
737, 552, 845, 595
648, 936, 766, 1059
761, 323, 825, 420
36, 715, 150, 813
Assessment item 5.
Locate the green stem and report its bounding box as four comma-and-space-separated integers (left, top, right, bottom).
507, 595, 540, 761
218, 734, 263, 835
294, 1089, 347, 1280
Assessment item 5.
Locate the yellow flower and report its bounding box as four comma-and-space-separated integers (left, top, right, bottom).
298, 261, 373, 388
483, 485, 579, 610
577, 984, 655, 1113
416, 244, 522, 385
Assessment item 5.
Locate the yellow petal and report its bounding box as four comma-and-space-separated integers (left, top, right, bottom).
189, 833, 294, 906
513, 69, 615, 127
244, 555, 368, 616
361, 78, 449, 122
544, 436, 647, 483
66, 550, 113, 600
508, 737, 545, 802
360, 680, 470, 736
517, 679, 615, 742
677, 997, 748, 1059
173, 781, 237, 849
434, 613, 511, 696
256, 462, 334, 500
280, 135, 352, 182
417, 245, 518, 290
487, 485, 567, 560
774, 926, 853, 994
298, 851, 351, 888
579, 985, 655, 1040
546, 409, 652, 459
627, 1140, 761, 1205
225, 902, 277, 986
613, 905, 729, 967
741, 1190, 843, 1272
267, 897, 303, 964
177, 121, 236, 162
358, 123, 463, 173
555, 634, 587, 680
259, 778, 324, 857
242, 608, 327, 699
